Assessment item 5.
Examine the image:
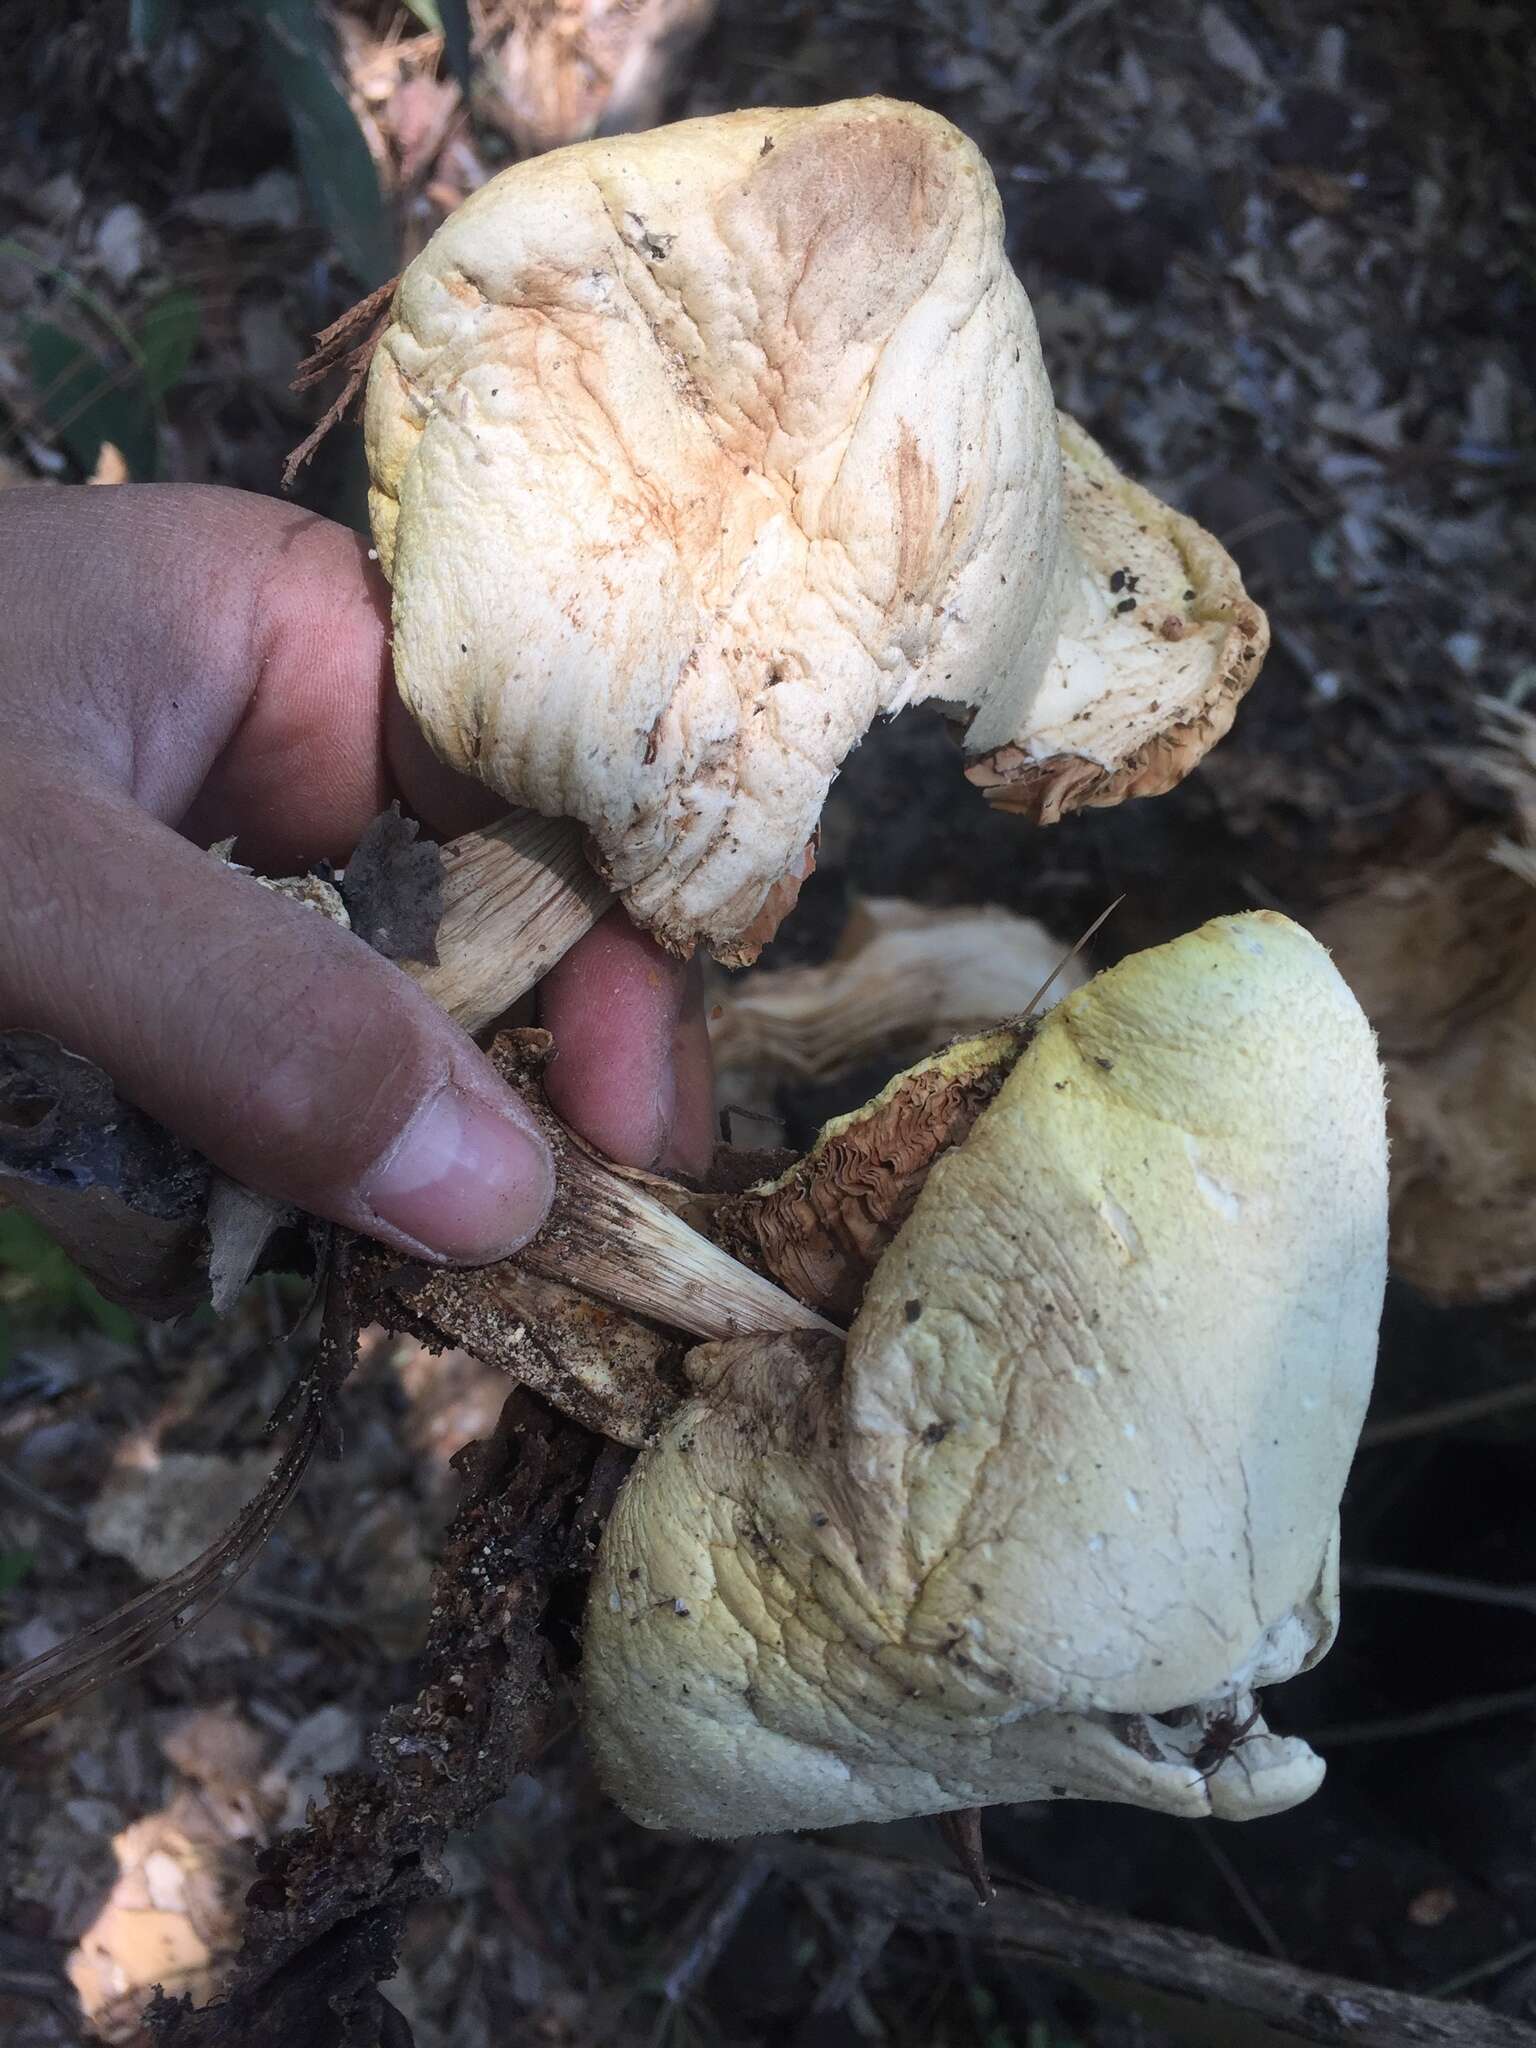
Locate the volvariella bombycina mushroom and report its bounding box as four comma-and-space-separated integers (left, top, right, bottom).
365, 97, 1268, 968
582, 912, 1387, 1835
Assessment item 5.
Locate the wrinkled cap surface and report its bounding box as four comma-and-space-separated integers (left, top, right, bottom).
581, 913, 1387, 1834
366, 98, 1266, 960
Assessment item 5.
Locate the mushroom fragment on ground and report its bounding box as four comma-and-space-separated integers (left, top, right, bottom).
363, 96, 1268, 988
580, 912, 1388, 1835
709, 896, 1087, 1091
1317, 705, 1536, 1304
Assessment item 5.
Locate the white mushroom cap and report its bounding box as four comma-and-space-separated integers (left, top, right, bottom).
581, 912, 1387, 1835
366, 98, 1267, 962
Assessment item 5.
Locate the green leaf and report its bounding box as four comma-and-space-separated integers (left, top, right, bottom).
0, 1210, 81, 1303
138, 288, 201, 404
22, 320, 157, 479
0, 1551, 35, 1596
0, 1210, 141, 1350
87, 1293, 140, 1345
251, 0, 394, 286
399, 0, 442, 28
438, 0, 473, 95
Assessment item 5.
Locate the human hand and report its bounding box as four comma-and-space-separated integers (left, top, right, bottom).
0, 484, 716, 1265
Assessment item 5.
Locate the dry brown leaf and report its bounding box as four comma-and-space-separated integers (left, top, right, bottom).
1318, 707, 1536, 1303
481, 0, 716, 159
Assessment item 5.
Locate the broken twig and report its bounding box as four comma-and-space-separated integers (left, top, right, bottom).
0, 1256, 358, 1739
282, 275, 400, 488
766, 1841, 1536, 2048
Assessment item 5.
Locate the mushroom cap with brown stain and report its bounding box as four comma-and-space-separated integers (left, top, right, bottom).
367, 98, 1266, 962
964, 415, 1268, 823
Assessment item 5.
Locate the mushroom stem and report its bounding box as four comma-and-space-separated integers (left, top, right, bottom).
383, 829, 831, 1347
406, 813, 614, 1034
523, 1141, 843, 1343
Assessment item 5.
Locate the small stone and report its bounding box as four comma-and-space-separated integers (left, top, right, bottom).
1406, 1885, 1457, 1928
95, 203, 153, 291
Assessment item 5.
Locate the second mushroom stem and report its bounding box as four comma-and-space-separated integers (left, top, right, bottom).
407, 812, 614, 1035
401, 811, 836, 1344
524, 1143, 841, 1342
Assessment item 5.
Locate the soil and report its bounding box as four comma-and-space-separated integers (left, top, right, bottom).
1, 1, 1535, 2044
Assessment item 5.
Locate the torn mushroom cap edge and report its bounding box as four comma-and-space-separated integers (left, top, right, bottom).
965, 413, 1270, 825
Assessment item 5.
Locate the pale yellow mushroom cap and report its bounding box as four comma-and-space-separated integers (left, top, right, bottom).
581, 912, 1387, 1835
365, 99, 1266, 961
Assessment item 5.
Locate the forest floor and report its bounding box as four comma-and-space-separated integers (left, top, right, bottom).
2, 1, 1535, 2043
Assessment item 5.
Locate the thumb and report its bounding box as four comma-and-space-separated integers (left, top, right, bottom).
2, 786, 553, 1263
